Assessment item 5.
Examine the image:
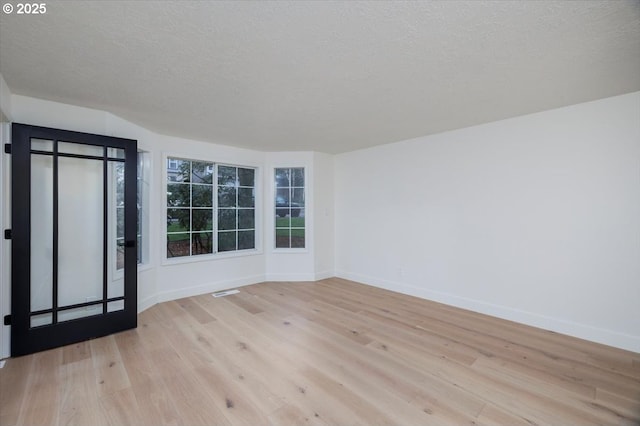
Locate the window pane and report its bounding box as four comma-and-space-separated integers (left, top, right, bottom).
276, 188, 290, 207
167, 158, 190, 182
238, 209, 255, 230
116, 207, 124, 239
290, 207, 302, 220
291, 214, 305, 228
192, 209, 213, 231
292, 168, 304, 187
238, 231, 255, 250
58, 305, 102, 323
291, 232, 305, 248
58, 157, 103, 308
107, 148, 125, 159
238, 168, 255, 187
115, 163, 125, 206
167, 233, 190, 257
275, 228, 291, 248
292, 188, 305, 206
192, 232, 213, 255
30, 154, 53, 312
275, 168, 290, 187
218, 209, 237, 230
274, 167, 304, 250
218, 186, 237, 207
276, 216, 290, 227
192, 185, 212, 207
218, 165, 236, 186
167, 183, 190, 207
218, 231, 237, 252
192, 161, 213, 184
116, 239, 125, 270
30, 313, 52, 328
238, 187, 254, 207
58, 141, 103, 157
107, 300, 125, 313
31, 138, 53, 152
167, 208, 190, 232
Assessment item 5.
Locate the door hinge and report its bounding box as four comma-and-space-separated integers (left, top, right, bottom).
3, 315, 10, 326
3, 144, 10, 154
3, 229, 10, 240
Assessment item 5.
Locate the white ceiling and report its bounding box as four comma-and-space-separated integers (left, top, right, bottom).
1, 1, 639, 154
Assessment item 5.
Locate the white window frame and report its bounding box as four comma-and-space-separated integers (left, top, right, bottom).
162, 153, 262, 265
109, 150, 150, 280
273, 167, 308, 252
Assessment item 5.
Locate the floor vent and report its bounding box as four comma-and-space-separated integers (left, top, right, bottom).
212, 289, 240, 298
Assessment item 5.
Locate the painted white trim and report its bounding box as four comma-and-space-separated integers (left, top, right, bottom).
272, 166, 308, 252
137, 295, 157, 314
335, 270, 640, 353
162, 248, 264, 266
264, 273, 317, 282
271, 249, 310, 254
314, 271, 334, 281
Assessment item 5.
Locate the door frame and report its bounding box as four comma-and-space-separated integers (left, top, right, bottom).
10, 123, 138, 356
1, 121, 10, 359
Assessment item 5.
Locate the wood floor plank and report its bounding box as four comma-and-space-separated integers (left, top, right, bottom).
19, 348, 62, 426
89, 336, 131, 396
0, 354, 33, 426
3, 278, 639, 425
58, 358, 106, 426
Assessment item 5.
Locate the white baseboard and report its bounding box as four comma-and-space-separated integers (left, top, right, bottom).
154, 274, 266, 304
314, 270, 334, 281
335, 270, 640, 353
265, 270, 335, 282
264, 273, 316, 282
137, 295, 157, 314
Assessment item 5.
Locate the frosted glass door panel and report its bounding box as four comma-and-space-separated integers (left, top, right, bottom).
58, 305, 102, 322
107, 161, 125, 299
30, 154, 54, 312
58, 157, 104, 308
58, 142, 103, 157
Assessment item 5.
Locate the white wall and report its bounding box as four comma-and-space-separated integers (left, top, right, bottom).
0, 74, 11, 122
335, 92, 640, 353
313, 152, 335, 279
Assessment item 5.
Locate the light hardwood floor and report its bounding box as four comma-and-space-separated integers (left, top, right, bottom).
1, 278, 639, 425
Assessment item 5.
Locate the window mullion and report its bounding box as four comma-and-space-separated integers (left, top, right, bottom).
214, 163, 219, 254
189, 160, 193, 257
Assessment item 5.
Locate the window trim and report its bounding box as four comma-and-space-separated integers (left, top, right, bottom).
273, 166, 308, 252
110, 150, 149, 280
162, 153, 263, 265
216, 163, 257, 253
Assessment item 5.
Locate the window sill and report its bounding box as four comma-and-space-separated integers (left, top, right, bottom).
137, 263, 154, 273
161, 248, 264, 266
272, 248, 309, 254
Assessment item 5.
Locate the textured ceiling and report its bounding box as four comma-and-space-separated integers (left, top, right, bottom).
1, 1, 639, 154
